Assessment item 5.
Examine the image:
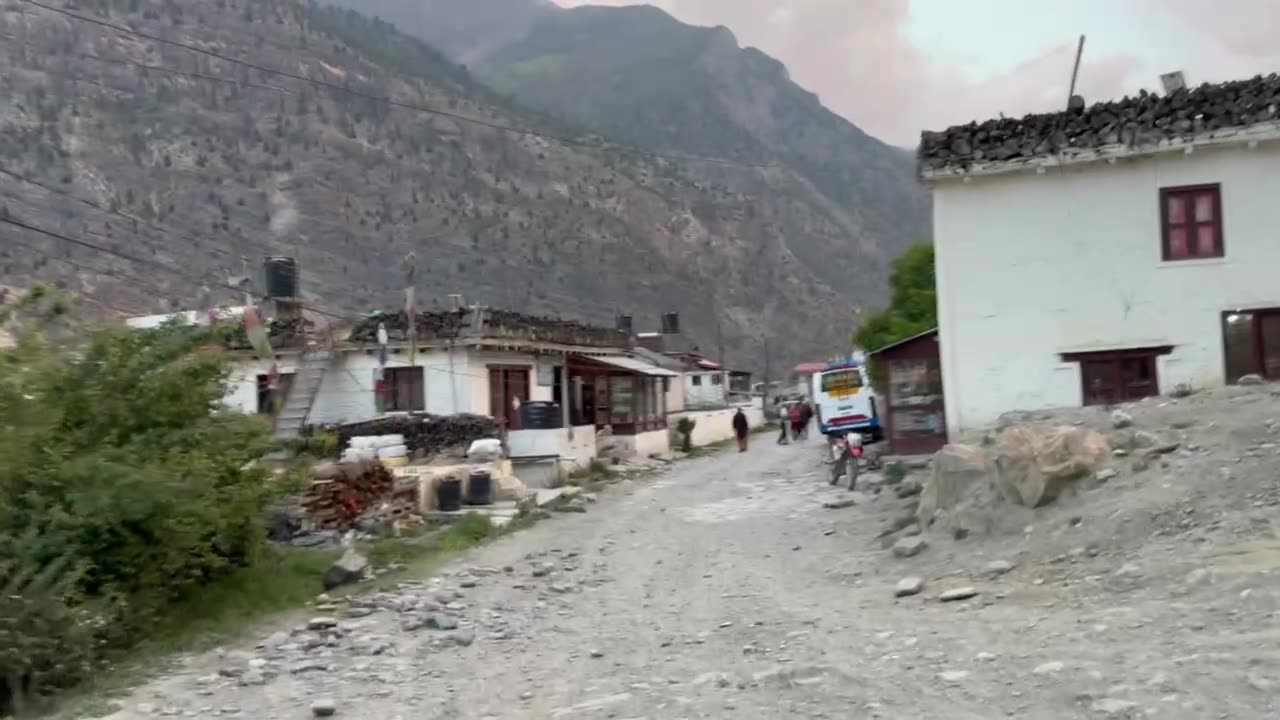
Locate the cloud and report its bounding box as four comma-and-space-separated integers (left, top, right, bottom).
554, 0, 1275, 146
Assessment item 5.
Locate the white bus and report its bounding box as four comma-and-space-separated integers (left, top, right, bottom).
811, 361, 881, 441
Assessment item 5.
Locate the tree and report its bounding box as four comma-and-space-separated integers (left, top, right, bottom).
0, 304, 275, 712
852, 244, 936, 391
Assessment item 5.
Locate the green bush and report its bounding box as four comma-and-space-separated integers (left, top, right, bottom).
674, 417, 696, 453
0, 321, 275, 711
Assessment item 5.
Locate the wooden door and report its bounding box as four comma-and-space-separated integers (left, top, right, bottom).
488, 367, 530, 430
1260, 313, 1280, 379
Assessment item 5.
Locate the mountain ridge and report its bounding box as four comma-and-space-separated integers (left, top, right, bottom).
0, 0, 877, 371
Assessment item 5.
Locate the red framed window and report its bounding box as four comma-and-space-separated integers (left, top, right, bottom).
1161, 184, 1223, 261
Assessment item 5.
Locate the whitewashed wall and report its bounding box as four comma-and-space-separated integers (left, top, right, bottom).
933, 142, 1280, 435
683, 370, 728, 409
672, 403, 766, 447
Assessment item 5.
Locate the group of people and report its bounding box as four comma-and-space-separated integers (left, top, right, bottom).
729, 396, 814, 453
776, 397, 813, 445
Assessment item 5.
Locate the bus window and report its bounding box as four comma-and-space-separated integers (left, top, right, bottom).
820, 369, 863, 396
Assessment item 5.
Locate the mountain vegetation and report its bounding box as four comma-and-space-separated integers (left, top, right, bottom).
0, 0, 924, 370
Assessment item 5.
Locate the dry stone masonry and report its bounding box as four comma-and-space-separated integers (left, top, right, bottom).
919, 74, 1280, 174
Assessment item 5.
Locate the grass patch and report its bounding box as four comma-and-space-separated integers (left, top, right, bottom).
54, 512, 524, 718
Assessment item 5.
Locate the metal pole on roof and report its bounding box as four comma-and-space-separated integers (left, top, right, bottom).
1067, 34, 1086, 108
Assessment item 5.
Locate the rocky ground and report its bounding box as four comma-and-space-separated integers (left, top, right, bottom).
93, 387, 1280, 719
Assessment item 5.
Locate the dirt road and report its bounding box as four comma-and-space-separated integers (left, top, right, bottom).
104, 431, 1277, 719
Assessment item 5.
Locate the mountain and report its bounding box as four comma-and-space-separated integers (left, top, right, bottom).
328, 0, 931, 332
0, 0, 874, 370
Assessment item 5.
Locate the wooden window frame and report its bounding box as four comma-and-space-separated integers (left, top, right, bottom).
383, 366, 425, 412
1060, 346, 1172, 406
1160, 183, 1223, 261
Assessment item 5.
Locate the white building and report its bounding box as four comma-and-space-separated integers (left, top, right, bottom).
920, 75, 1280, 436
216, 307, 680, 464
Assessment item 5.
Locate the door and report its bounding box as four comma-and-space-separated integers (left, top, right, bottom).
1260, 314, 1280, 379
488, 366, 531, 430
1074, 350, 1162, 406
886, 357, 946, 455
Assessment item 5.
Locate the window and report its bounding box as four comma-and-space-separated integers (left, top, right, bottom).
610, 375, 634, 424
711, 374, 723, 386
1222, 310, 1280, 382
1061, 347, 1171, 406
820, 369, 864, 395
691, 375, 702, 386
383, 367, 424, 412
1161, 184, 1223, 260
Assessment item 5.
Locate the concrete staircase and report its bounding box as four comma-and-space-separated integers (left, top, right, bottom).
272, 347, 335, 441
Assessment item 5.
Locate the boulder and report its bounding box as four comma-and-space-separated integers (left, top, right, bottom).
1109, 409, 1133, 429
993, 424, 1109, 508
322, 548, 370, 591
1238, 373, 1265, 386
895, 577, 926, 597
916, 444, 1030, 536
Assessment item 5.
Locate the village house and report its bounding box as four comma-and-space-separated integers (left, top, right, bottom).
129, 301, 681, 466
919, 72, 1280, 437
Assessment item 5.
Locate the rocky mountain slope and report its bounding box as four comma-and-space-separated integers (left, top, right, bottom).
327, 0, 932, 320
0, 0, 902, 369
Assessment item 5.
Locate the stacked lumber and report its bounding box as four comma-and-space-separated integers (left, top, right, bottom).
302, 459, 396, 529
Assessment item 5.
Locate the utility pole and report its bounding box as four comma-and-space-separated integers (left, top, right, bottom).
762, 336, 771, 407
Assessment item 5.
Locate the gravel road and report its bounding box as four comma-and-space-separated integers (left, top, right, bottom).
102, 430, 1278, 719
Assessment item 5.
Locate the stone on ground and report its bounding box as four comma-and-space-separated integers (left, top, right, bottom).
322, 548, 369, 591
983, 560, 1015, 577
310, 699, 336, 717
939, 587, 979, 602
895, 576, 925, 597
1110, 409, 1133, 429
892, 536, 928, 558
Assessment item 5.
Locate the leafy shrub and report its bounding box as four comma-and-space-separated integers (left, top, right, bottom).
0, 321, 274, 711
674, 417, 697, 453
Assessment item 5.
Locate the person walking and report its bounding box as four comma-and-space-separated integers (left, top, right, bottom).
775, 400, 790, 445
732, 407, 750, 452
798, 397, 813, 439
788, 400, 804, 442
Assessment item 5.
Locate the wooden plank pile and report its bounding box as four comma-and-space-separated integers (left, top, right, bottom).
303, 459, 397, 529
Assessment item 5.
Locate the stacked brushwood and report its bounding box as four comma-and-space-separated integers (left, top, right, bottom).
222, 316, 312, 350
333, 413, 500, 458
303, 459, 396, 529
347, 309, 467, 343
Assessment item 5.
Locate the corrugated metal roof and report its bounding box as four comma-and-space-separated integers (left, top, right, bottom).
592, 355, 680, 377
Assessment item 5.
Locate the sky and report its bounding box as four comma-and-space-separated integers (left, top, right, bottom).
555, 0, 1280, 146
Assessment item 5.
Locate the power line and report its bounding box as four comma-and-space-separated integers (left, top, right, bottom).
21, 0, 773, 170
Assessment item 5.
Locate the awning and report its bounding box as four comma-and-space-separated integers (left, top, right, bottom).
585, 355, 680, 377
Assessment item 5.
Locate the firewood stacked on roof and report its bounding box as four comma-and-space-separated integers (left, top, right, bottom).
344, 306, 626, 347
918, 74, 1280, 173
346, 309, 468, 343
331, 413, 500, 457
302, 458, 396, 529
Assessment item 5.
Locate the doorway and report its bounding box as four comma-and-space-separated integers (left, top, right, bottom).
1061, 346, 1171, 406
488, 366, 530, 430
1223, 309, 1280, 382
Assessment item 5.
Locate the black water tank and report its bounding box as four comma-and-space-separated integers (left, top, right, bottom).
263, 257, 299, 299
616, 314, 633, 334
519, 401, 563, 430
465, 470, 493, 506
661, 312, 680, 334
437, 477, 462, 512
